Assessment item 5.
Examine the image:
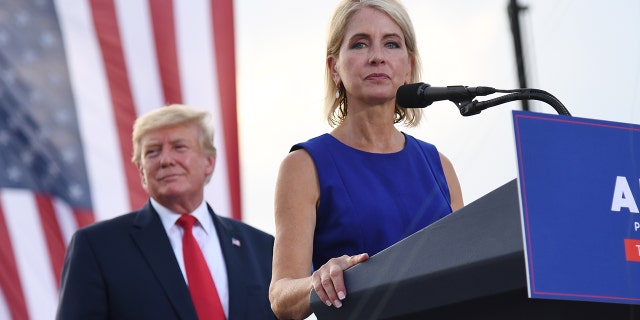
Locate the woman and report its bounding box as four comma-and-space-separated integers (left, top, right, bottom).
269, 1, 464, 319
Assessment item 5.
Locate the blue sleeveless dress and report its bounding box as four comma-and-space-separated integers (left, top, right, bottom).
291, 132, 453, 269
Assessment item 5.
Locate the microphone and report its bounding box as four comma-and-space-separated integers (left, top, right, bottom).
396, 83, 496, 108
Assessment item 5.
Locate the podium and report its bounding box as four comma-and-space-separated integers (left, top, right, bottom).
310, 179, 640, 319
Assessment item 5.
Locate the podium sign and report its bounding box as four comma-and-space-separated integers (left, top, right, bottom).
513, 110, 640, 305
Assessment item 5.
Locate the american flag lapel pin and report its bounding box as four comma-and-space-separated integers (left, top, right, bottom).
232, 238, 241, 247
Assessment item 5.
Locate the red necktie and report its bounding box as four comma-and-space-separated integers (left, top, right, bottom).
176, 215, 225, 320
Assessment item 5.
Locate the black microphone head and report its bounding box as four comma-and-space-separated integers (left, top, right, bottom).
396, 83, 431, 108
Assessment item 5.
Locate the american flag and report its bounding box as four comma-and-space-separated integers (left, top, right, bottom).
0, 0, 240, 319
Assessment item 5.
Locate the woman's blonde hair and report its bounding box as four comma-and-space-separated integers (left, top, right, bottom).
325, 0, 423, 127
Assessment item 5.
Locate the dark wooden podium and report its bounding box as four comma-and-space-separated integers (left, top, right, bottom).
310, 179, 640, 319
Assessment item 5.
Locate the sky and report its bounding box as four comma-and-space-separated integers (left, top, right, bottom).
234, 0, 640, 235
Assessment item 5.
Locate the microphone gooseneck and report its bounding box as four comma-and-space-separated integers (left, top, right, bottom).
395, 82, 571, 116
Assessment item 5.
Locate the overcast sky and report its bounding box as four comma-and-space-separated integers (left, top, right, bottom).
234, 0, 640, 235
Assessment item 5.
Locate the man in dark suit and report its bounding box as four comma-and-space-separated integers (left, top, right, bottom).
56, 104, 276, 319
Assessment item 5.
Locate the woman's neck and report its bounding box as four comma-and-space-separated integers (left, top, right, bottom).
331, 116, 405, 153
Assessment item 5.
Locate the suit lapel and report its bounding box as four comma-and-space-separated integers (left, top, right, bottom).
131, 202, 197, 320
208, 206, 249, 319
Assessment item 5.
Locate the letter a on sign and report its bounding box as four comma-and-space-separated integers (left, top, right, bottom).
611, 177, 639, 213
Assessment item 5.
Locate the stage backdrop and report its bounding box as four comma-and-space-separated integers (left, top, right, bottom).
0, 0, 240, 319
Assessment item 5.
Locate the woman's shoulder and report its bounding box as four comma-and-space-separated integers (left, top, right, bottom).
290, 133, 332, 152
403, 132, 438, 152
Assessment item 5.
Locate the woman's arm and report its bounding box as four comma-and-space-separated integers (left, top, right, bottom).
439, 152, 464, 211
269, 149, 318, 319
269, 149, 367, 319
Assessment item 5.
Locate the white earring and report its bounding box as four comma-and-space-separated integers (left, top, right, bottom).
335, 89, 340, 99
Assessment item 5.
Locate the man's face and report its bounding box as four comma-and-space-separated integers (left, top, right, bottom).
138, 124, 215, 207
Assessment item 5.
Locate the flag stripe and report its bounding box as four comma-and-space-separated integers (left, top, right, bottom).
149, 0, 183, 105
34, 194, 65, 287
3, 191, 59, 320
211, 0, 241, 219
55, 0, 131, 222
114, 0, 164, 117
175, 0, 232, 218
72, 208, 96, 230
0, 195, 28, 320
89, 0, 147, 210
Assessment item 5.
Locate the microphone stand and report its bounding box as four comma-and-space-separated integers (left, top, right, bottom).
453, 88, 572, 116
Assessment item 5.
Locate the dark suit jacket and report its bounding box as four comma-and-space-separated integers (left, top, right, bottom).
56, 201, 276, 320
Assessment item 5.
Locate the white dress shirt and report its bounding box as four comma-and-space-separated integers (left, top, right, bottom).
152, 198, 229, 318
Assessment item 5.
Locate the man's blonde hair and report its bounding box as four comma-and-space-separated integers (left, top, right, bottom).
131, 104, 216, 170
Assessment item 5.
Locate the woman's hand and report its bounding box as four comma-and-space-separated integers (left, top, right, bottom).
311, 253, 369, 308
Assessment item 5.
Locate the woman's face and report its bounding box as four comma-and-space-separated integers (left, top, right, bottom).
329, 7, 412, 107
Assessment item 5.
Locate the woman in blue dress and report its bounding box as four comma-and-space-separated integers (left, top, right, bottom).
269, 1, 464, 319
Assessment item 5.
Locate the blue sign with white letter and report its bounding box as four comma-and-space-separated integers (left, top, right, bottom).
513, 110, 640, 305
